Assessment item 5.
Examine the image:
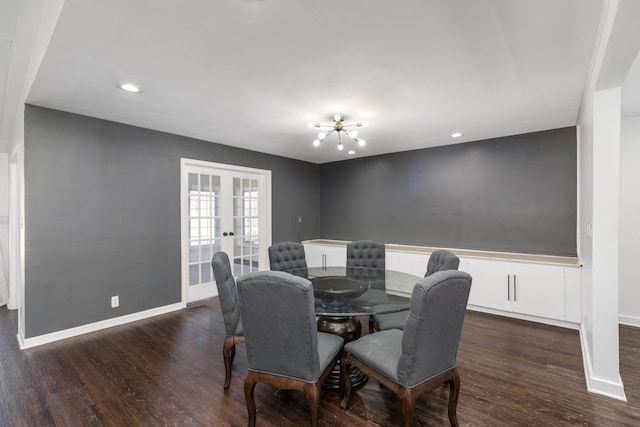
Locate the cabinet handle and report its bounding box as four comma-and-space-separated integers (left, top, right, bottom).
507, 275, 510, 300
513, 275, 517, 301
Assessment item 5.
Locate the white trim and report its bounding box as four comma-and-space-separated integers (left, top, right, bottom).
575, 126, 583, 266
579, 323, 627, 401
17, 302, 185, 349
8, 156, 19, 310
180, 158, 271, 177
619, 315, 640, 327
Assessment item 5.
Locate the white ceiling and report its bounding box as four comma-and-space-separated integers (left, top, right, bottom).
3, 1, 640, 163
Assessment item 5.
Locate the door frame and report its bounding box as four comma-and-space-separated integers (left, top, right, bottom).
180, 158, 272, 304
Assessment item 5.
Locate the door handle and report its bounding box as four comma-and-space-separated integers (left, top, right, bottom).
513, 275, 517, 301
223, 231, 235, 237
229, 232, 234, 236
507, 275, 510, 300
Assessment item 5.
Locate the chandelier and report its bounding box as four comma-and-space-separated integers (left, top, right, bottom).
308, 114, 369, 151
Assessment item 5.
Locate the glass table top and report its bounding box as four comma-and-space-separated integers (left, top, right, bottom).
283, 266, 421, 317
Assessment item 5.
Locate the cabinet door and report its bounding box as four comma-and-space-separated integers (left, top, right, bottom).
466, 258, 512, 312
511, 263, 565, 320
324, 245, 346, 266
303, 244, 346, 267
386, 251, 429, 279
303, 244, 325, 267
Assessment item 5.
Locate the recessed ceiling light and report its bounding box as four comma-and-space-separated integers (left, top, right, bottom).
117, 83, 142, 93
348, 150, 356, 155
451, 132, 463, 138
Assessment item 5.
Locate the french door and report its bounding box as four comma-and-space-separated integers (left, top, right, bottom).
181, 159, 271, 303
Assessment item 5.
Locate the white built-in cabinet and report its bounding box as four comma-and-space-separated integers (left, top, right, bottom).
303, 241, 346, 268
464, 258, 581, 323
303, 240, 582, 327
465, 258, 572, 321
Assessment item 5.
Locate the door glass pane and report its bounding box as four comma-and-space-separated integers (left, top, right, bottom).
188, 173, 198, 192
189, 264, 199, 286
188, 172, 220, 288
201, 263, 211, 283
233, 177, 241, 198
213, 176, 221, 216
230, 177, 261, 276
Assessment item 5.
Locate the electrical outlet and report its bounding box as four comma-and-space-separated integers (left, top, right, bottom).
111, 295, 119, 308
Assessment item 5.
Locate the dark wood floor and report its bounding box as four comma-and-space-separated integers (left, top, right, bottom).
1, 300, 639, 426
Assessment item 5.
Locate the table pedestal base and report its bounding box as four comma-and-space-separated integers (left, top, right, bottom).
317, 315, 367, 389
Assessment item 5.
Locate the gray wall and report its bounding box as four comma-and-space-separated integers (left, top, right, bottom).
319, 127, 577, 256
24, 105, 577, 338
24, 106, 321, 337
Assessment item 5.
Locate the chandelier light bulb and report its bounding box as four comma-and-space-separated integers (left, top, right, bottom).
318, 132, 326, 140
362, 121, 370, 127
337, 143, 344, 150
308, 122, 315, 128
358, 139, 366, 147
313, 140, 320, 147
348, 130, 358, 138
334, 113, 342, 122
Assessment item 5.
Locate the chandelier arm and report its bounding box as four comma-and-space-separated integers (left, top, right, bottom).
344, 127, 361, 140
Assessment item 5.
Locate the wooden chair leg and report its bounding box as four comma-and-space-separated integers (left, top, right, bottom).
399, 388, 417, 427
222, 337, 235, 392
340, 353, 352, 410
368, 315, 375, 334
304, 383, 321, 427
244, 372, 258, 427
447, 371, 460, 427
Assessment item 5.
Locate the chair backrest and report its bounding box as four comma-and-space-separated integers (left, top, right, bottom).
268, 242, 308, 273
237, 271, 320, 382
346, 240, 385, 269
425, 249, 460, 277
398, 270, 472, 387
211, 251, 242, 337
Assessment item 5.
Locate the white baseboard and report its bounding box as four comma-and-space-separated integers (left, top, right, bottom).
578, 324, 627, 401
17, 302, 185, 349
619, 314, 640, 327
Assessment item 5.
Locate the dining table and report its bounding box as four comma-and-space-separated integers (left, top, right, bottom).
283, 265, 422, 388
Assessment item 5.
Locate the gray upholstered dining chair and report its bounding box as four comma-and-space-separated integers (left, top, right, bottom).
347, 240, 387, 331
211, 251, 244, 392
341, 270, 472, 427
371, 249, 460, 332
346, 240, 385, 269
425, 249, 460, 276
237, 271, 344, 427
268, 241, 308, 277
